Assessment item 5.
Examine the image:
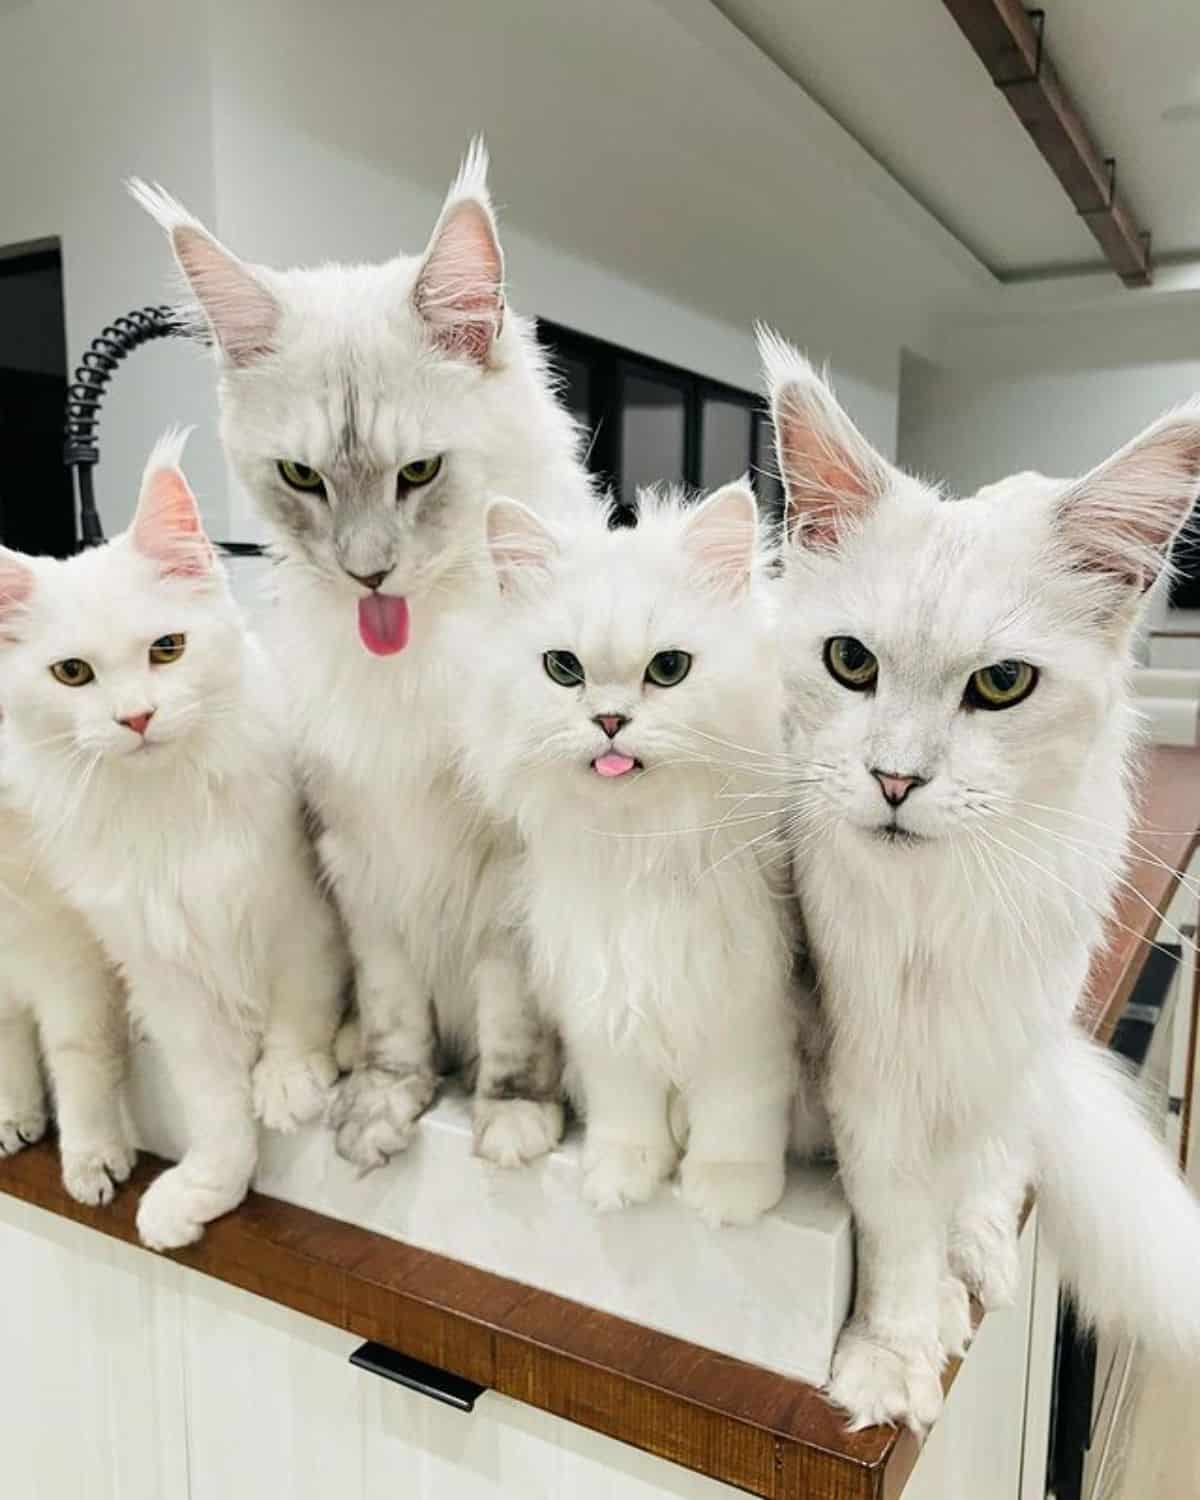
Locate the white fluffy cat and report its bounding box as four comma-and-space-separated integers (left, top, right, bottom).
0, 776, 132, 1205
763, 330, 1200, 1431
456, 486, 803, 1223
0, 434, 345, 1250
133, 145, 592, 1170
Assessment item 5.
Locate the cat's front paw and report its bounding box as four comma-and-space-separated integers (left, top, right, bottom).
828, 1322, 944, 1434
473, 1097, 564, 1168
61, 1138, 137, 1207
253, 1049, 337, 1133
679, 1158, 785, 1227
331, 1066, 436, 1171
581, 1139, 676, 1211
136, 1165, 250, 1252
937, 1274, 973, 1361
0, 1106, 48, 1156
949, 1209, 1021, 1311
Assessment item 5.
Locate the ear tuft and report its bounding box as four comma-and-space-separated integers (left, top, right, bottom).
1057, 402, 1200, 591
682, 483, 759, 594
129, 178, 279, 366
413, 142, 504, 366
131, 429, 214, 579
485, 499, 558, 592
759, 325, 890, 548
0, 547, 35, 643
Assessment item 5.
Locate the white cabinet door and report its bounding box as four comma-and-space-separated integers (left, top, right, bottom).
0, 1194, 189, 1500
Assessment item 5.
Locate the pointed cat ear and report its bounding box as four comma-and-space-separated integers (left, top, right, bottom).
485, 498, 558, 592
0, 547, 35, 643
132, 431, 215, 579
759, 326, 891, 549
129, 180, 280, 367
682, 483, 758, 594
413, 140, 505, 367
1055, 403, 1200, 592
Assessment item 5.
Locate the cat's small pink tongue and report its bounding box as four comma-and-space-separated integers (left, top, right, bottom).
357, 594, 410, 656
593, 752, 637, 778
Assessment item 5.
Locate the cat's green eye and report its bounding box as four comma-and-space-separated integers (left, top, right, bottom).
966, 660, 1038, 711
644, 650, 692, 688
277, 461, 326, 495
824, 636, 878, 692
149, 633, 187, 666
544, 650, 585, 687
397, 455, 443, 491
50, 658, 94, 688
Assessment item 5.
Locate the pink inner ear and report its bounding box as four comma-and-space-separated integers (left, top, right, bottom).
775, 390, 882, 548
0, 552, 34, 633
414, 200, 504, 365
134, 468, 212, 577
173, 225, 279, 367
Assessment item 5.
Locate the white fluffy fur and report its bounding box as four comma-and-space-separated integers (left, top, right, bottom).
0, 779, 131, 1205
0, 437, 345, 1250
764, 332, 1200, 1432
456, 486, 807, 1223
136, 146, 593, 1169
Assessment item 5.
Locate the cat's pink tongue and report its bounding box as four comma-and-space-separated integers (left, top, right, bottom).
593, 752, 637, 778
357, 593, 410, 656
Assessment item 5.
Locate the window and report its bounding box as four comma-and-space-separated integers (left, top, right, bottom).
537, 319, 783, 519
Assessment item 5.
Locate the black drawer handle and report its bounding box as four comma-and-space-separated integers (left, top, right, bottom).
349, 1341, 487, 1412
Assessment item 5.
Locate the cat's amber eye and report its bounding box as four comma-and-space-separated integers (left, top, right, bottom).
824, 636, 878, 692
965, 660, 1038, 711
544, 650, 585, 687
149, 633, 187, 666
50, 658, 95, 688
397, 455, 443, 492
277, 461, 326, 496
644, 650, 692, 688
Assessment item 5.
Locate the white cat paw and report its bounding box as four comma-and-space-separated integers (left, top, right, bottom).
252, 1049, 338, 1133
678, 1158, 785, 1227
61, 1138, 137, 1207
949, 1214, 1021, 1311
0, 1107, 48, 1155
827, 1323, 944, 1434
937, 1274, 974, 1361
136, 1166, 249, 1252
474, 1097, 564, 1168
331, 1066, 436, 1171
581, 1140, 676, 1211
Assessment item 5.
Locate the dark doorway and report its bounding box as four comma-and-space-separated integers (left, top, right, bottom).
0, 243, 75, 556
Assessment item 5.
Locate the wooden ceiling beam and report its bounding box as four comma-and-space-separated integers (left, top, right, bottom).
941, 0, 1153, 286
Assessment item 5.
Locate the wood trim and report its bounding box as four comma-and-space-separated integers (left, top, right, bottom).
1, 745, 1197, 1499
939, 0, 1152, 286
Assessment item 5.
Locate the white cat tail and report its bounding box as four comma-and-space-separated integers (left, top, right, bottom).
132, 428, 215, 580
1055, 399, 1200, 593
413, 140, 504, 366
485, 497, 559, 593
1033, 1029, 1200, 1362
128, 178, 280, 367
757, 326, 892, 547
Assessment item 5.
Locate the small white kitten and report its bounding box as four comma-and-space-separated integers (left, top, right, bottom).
457, 486, 806, 1224
763, 330, 1200, 1431
0, 777, 131, 1206
0, 434, 345, 1250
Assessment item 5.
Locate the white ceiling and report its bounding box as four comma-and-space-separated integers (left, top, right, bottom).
713, 0, 1200, 277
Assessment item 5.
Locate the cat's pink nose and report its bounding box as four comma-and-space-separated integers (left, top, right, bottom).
871, 769, 925, 808
593, 714, 628, 740
118, 710, 155, 737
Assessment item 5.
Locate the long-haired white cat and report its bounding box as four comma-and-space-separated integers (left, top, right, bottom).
0, 781, 131, 1205
0, 434, 345, 1250
457, 486, 802, 1222
133, 145, 591, 1170
762, 330, 1200, 1430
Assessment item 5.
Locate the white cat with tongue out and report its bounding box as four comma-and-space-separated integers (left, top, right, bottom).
135, 144, 593, 1168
